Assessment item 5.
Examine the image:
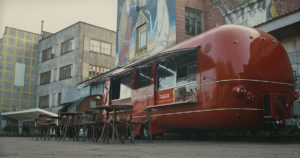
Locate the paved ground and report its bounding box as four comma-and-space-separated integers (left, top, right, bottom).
0, 137, 300, 158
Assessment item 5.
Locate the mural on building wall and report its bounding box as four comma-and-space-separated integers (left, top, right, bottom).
209, 0, 279, 27
117, 0, 176, 66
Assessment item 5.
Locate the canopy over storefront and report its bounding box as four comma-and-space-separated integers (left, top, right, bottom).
1, 108, 58, 121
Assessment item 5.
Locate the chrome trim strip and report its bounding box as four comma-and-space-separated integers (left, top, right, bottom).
199, 79, 294, 86
132, 108, 263, 118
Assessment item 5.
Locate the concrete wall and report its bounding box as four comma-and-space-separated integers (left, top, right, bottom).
79, 23, 116, 82
37, 22, 116, 112
282, 35, 300, 116
37, 23, 80, 110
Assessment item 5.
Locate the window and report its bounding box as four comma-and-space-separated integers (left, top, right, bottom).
89, 65, 110, 78
59, 65, 72, 80
57, 93, 61, 106
41, 47, 53, 62
185, 7, 202, 36
90, 39, 111, 55
136, 24, 147, 54
90, 100, 96, 108
40, 71, 51, 85
111, 74, 132, 100
111, 78, 121, 100
61, 38, 74, 55
120, 74, 132, 99
39, 95, 49, 108
101, 42, 111, 55
135, 67, 151, 89
157, 51, 197, 89
157, 61, 176, 90
175, 53, 197, 86
90, 39, 100, 53
156, 51, 197, 103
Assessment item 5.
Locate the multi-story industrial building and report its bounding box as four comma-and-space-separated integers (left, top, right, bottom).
37, 22, 116, 113
0, 28, 41, 131
0, 27, 41, 113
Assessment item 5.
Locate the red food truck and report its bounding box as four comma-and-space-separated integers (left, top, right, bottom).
101, 25, 298, 137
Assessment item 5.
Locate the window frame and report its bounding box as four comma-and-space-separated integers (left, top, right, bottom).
57, 92, 62, 106
90, 39, 112, 55
90, 39, 101, 53
89, 64, 110, 78
40, 71, 51, 85
185, 7, 202, 36
41, 47, 53, 62
61, 38, 74, 55
111, 73, 133, 100
135, 67, 152, 89
59, 64, 72, 80
39, 95, 49, 109
135, 23, 147, 55
156, 51, 197, 91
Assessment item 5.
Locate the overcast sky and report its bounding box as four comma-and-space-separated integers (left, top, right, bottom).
0, 0, 117, 37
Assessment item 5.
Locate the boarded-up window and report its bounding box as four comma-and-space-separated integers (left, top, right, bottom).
14, 63, 25, 86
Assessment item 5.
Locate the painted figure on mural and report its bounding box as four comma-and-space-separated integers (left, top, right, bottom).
102, 80, 111, 106
147, 0, 170, 54
118, 0, 134, 65
134, 0, 170, 54
210, 0, 279, 27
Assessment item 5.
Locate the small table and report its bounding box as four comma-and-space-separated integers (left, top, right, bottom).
110, 105, 133, 143
92, 106, 112, 143
97, 105, 133, 144
34, 114, 58, 141
58, 112, 81, 140
47, 116, 58, 140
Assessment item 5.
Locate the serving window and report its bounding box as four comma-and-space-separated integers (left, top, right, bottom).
135, 67, 152, 89
111, 73, 132, 100
157, 61, 176, 90
156, 51, 197, 104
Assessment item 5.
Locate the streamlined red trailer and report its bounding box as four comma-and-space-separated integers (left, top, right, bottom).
108, 25, 298, 136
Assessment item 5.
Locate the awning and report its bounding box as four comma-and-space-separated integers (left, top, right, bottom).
1, 108, 58, 122
60, 95, 102, 113
125, 47, 198, 69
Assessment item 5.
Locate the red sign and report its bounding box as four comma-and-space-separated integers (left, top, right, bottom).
156, 89, 174, 105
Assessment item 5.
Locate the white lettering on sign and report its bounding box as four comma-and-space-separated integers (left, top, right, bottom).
160, 93, 170, 99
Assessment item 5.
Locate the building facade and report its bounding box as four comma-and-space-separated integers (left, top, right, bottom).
116, 0, 300, 117
37, 22, 116, 113
0, 27, 41, 113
